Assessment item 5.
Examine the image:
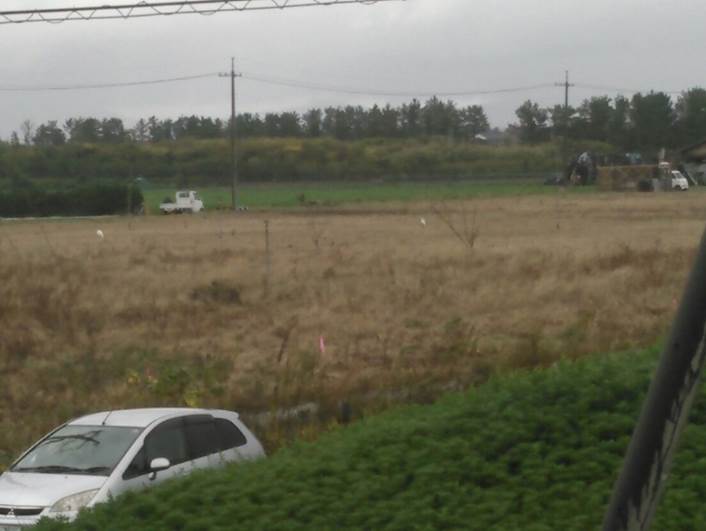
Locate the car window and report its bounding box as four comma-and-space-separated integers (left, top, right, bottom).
12, 425, 142, 476
184, 415, 221, 459
123, 415, 231, 480
122, 447, 147, 480
215, 419, 247, 450
145, 418, 188, 466
122, 416, 248, 479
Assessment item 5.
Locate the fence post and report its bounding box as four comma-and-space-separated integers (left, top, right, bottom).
264, 220, 271, 298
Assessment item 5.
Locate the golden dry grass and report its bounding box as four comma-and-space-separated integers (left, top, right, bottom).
1, 190, 704, 461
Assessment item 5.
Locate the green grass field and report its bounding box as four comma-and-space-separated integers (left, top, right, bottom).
34, 345, 706, 530
142, 180, 592, 212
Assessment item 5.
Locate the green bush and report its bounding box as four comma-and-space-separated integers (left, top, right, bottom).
0, 183, 143, 217
33, 346, 706, 530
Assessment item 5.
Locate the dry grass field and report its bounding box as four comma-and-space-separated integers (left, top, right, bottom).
1, 190, 704, 463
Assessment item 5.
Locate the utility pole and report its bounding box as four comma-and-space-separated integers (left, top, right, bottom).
555, 70, 573, 114
220, 58, 242, 211
554, 70, 575, 172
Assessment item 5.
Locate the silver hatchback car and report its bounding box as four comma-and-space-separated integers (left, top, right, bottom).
0, 408, 265, 529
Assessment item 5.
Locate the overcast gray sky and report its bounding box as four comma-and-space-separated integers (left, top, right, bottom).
0, 0, 704, 138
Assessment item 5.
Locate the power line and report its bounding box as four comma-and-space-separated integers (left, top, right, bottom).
573, 83, 683, 96
0, 0, 398, 25
0, 70, 692, 99
0, 71, 557, 97
240, 73, 555, 97
0, 72, 220, 92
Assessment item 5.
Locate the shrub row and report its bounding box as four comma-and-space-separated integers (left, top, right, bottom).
34, 346, 706, 530
0, 183, 143, 217
0, 137, 615, 186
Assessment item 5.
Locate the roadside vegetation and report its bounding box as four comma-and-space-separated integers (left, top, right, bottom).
33, 346, 706, 530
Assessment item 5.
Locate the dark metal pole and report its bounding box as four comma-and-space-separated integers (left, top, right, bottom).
603, 226, 706, 530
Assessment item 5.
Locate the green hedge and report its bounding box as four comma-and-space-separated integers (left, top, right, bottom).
0, 138, 617, 186
33, 346, 706, 530
0, 183, 143, 217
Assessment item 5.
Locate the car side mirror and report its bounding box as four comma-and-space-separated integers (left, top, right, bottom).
148, 457, 170, 480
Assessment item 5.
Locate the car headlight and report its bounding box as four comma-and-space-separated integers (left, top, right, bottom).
49, 489, 99, 513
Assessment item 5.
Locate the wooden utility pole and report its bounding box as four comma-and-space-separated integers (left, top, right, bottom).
554, 70, 575, 171
220, 58, 241, 210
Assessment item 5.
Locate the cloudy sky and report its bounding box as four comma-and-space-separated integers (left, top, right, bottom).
0, 0, 703, 138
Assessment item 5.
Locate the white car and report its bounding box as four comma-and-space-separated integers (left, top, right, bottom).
671, 170, 689, 191
0, 408, 264, 528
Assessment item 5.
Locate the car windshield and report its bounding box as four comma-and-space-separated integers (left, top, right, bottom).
12, 425, 142, 476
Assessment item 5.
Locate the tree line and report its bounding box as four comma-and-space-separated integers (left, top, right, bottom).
16, 98, 491, 146
8, 88, 706, 156
513, 88, 706, 151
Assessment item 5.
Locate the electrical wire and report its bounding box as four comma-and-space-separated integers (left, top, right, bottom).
574, 83, 683, 96
0, 72, 220, 92
0, 70, 692, 100
240, 73, 556, 97
0, 70, 556, 98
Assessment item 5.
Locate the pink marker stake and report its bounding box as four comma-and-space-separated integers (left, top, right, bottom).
319, 335, 326, 354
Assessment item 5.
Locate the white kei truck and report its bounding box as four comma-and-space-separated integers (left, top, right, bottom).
159, 191, 204, 214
